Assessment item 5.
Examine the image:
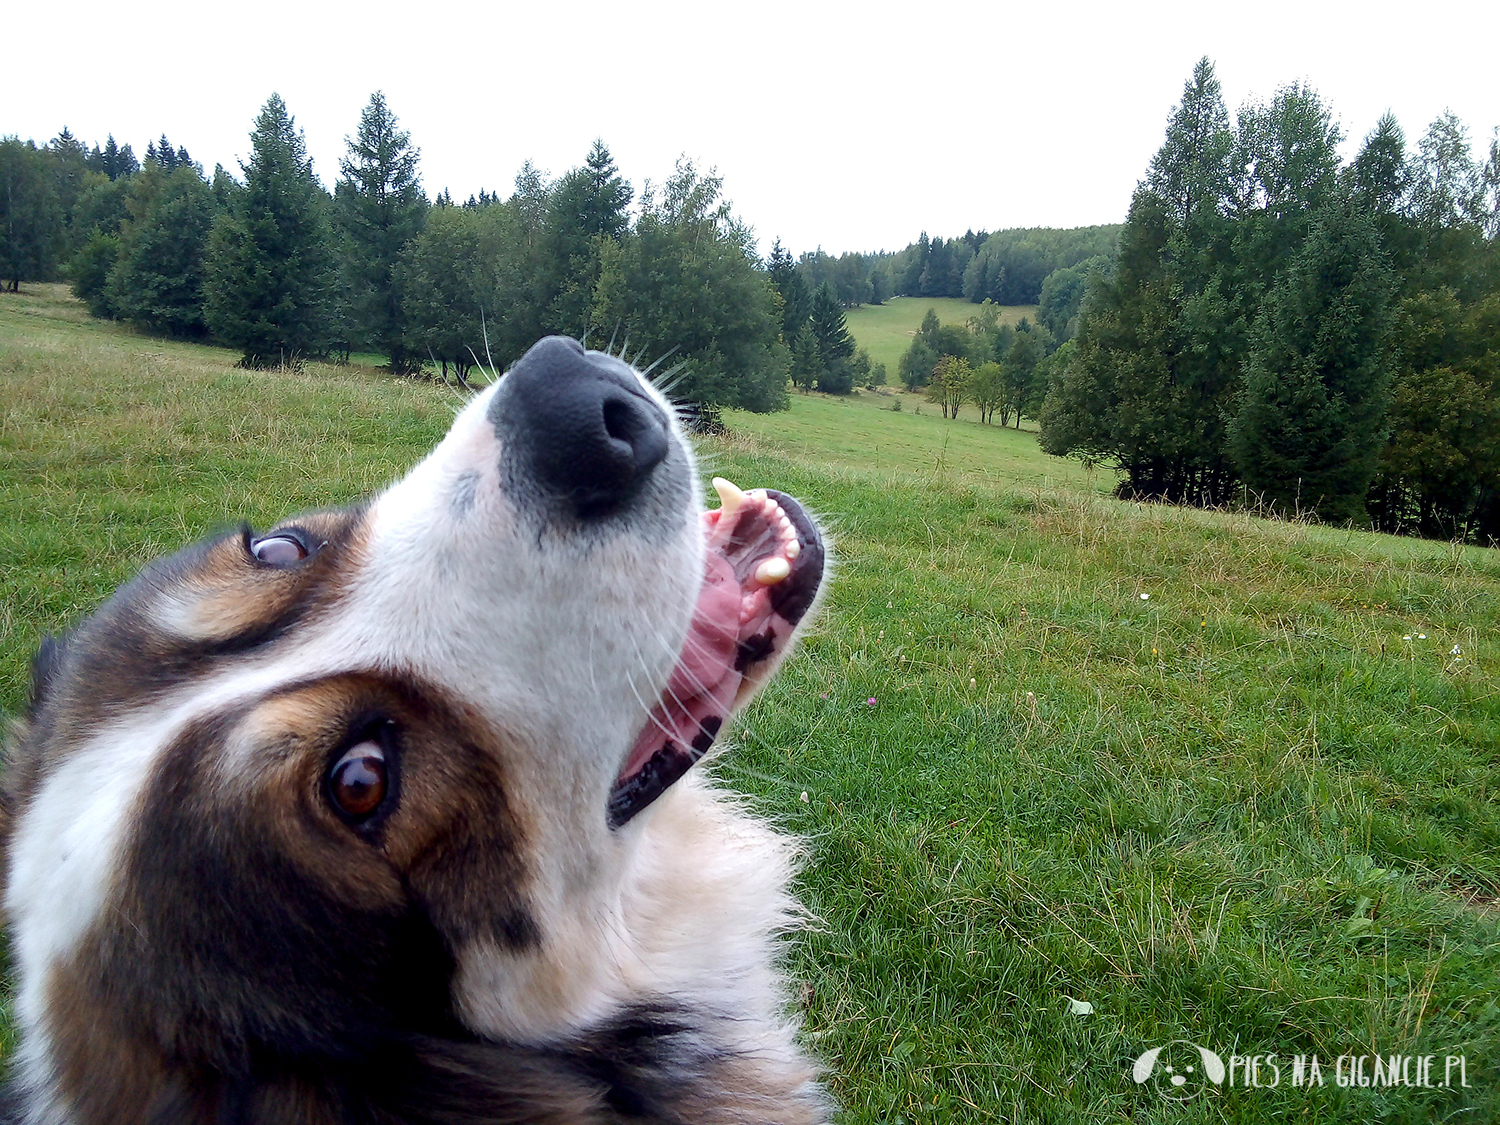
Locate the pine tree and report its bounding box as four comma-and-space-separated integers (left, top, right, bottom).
1226, 202, 1395, 523
336, 91, 428, 372
204, 94, 337, 366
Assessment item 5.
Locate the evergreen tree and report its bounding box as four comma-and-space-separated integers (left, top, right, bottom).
899, 232, 928, 294
107, 164, 216, 336
336, 91, 428, 372
146, 136, 184, 172
1039, 62, 1246, 505
91, 135, 139, 180
0, 139, 63, 290
789, 323, 821, 390
544, 139, 631, 335
1226, 203, 1395, 522
1350, 113, 1409, 216
47, 128, 91, 250
204, 94, 337, 366
765, 238, 810, 342
809, 281, 854, 372
1147, 57, 1234, 231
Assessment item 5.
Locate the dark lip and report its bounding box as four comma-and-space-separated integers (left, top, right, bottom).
605, 489, 825, 830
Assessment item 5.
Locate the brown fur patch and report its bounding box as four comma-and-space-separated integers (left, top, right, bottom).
0, 508, 370, 843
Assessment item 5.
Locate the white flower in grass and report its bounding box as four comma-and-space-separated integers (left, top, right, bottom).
1419, 633, 1427, 640
1450, 645, 1462, 656
1140, 593, 1151, 600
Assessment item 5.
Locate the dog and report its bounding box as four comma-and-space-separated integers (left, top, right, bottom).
0, 336, 829, 1124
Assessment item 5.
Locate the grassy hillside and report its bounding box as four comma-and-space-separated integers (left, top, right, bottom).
3, 286, 1498, 1122
844, 296, 1037, 379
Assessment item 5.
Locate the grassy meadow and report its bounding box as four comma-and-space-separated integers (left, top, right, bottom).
3, 286, 1499, 1122
844, 296, 1038, 379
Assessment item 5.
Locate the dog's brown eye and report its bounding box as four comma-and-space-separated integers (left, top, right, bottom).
252, 535, 308, 565
329, 742, 387, 819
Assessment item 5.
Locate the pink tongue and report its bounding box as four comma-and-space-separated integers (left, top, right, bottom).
620, 550, 752, 778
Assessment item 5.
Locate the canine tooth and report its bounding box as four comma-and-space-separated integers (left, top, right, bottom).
712, 477, 746, 517
755, 557, 791, 585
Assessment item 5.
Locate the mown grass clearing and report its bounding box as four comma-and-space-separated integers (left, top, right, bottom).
845, 296, 1037, 377
724, 389, 1102, 493
3, 286, 1498, 1122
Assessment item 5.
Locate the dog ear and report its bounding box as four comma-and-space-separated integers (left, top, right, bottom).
1132, 1046, 1162, 1084
28, 633, 72, 718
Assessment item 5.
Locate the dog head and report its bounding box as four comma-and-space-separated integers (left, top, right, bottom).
2, 337, 827, 1122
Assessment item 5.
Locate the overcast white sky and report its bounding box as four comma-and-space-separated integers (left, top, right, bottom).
9, 0, 1499, 256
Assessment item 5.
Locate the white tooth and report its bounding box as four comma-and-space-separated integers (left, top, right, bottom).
712, 477, 746, 516
786, 540, 801, 559
755, 557, 791, 585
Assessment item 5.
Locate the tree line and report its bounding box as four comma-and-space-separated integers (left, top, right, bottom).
786, 225, 1121, 312
1038, 58, 1500, 541
0, 94, 794, 413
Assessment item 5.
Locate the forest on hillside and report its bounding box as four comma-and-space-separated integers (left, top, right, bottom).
1042, 60, 1500, 541
3, 59, 1499, 542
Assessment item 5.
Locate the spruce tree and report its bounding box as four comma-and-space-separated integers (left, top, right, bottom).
0, 139, 63, 290
336, 91, 427, 371
544, 139, 632, 335
1146, 57, 1233, 231
204, 94, 336, 366
764, 239, 810, 343
809, 281, 854, 369
108, 164, 216, 336
789, 323, 821, 390
1226, 202, 1395, 522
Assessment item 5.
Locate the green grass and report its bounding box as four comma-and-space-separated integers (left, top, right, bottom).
845, 296, 1038, 378
723, 390, 1106, 491
4, 285, 1499, 1122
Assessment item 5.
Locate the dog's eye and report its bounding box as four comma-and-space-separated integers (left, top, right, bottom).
252, 535, 309, 566
329, 742, 387, 820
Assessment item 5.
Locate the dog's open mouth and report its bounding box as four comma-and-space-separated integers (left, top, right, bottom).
608, 479, 825, 827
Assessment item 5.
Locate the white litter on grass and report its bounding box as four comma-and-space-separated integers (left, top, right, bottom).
1139, 593, 1151, 600
799, 791, 809, 803
1066, 997, 1094, 1016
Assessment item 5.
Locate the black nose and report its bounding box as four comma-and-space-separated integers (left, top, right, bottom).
493, 336, 671, 518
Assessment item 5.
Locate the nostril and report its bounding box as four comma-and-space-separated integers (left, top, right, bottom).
603, 398, 637, 445
603, 396, 669, 470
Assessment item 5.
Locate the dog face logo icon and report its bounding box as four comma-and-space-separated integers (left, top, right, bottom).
1132, 1040, 1226, 1101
